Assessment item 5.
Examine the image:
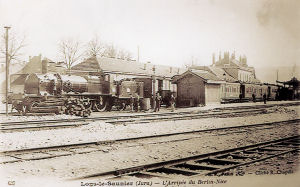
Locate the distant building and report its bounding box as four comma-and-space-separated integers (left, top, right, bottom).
10, 55, 67, 94
16, 55, 66, 75
211, 52, 260, 83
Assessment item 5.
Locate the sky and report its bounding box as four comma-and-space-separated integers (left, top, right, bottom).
0, 0, 299, 70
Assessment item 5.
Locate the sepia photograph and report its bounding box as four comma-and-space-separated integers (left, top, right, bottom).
0, 0, 299, 186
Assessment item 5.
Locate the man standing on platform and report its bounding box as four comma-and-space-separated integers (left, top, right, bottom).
154, 93, 161, 112
263, 93, 267, 104
170, 94, 176, 112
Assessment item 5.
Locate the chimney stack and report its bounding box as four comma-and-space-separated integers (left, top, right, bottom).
224, 52, 230, 64
231, 52, 235, 60
42, 60, 48, 74
212, 53, 215, 65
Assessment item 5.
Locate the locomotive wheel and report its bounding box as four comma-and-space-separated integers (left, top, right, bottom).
83, 99, 93, 110
115, 102, 125, 111
32, 102, 39, 107
94, 96, 107, 112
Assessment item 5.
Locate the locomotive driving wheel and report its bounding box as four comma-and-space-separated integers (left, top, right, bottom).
94, 96, 107, 112
83, 98, 93, 110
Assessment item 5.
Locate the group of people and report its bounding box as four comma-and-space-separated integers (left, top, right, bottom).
128, 92, 176, 112
252, 93, 267, 104
153, 93, 176, 112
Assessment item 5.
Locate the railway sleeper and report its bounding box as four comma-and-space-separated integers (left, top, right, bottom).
195, 158, 240, 166
147, 166, 198, 176
172, 162, 219, 171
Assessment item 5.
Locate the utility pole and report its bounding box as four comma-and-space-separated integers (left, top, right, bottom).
4, 26, 11, 116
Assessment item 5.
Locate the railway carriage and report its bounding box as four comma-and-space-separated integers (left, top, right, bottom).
220, 82, 240, 102
268, 84, 278, 100
240, 83, 270, 100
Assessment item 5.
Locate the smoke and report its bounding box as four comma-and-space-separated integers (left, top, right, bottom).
256, 0, 300, 41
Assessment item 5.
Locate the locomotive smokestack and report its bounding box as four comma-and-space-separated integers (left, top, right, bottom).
42, 60, 48, 74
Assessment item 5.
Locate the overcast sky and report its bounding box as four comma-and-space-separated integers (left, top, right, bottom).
0, 0, 299, 69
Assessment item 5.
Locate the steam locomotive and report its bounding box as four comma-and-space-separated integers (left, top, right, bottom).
11, 72, 144, 115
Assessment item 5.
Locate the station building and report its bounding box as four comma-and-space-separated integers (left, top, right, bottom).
172, 69, 224, 106
173, 52, 263, 106
71, 56, 186, 97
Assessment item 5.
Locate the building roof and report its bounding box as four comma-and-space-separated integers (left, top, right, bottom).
209, 66, 237, 82
11, 74, 29, 85
72, 57, 186, 79
190, 69, 222, 81
190, 65, 238, 83
172, 69, 223, 84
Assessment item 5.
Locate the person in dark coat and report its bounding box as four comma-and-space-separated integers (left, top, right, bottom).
263, 93, 267, 104
129, 94, 134, 112
154, 93, 161, 112
252, 93, 256, 103
239, 93, 242, 102
134, 93, 140, 112
170, 94, 176, 112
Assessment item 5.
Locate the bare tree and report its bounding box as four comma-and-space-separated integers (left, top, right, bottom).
58, 38, 83, 70
85, 36, 133, 61
116, 48, 126, 59
103, 43, 117, 58
124, 51, 133, 61
0, 31, 26, 64
85, 35, 106, 57
117, 49, 132, 60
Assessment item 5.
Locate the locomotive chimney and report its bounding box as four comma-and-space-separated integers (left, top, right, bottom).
42, 60, 48, 74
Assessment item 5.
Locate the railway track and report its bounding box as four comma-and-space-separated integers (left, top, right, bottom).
1, 119, 299, 165
1, 102, 298, 131
75, 135, 300, 180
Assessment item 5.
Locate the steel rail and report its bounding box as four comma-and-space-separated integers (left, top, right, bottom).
1, 102, 298, 126
0, 105, 290, 131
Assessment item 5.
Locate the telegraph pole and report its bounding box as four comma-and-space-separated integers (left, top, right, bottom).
4, 26, 11, 116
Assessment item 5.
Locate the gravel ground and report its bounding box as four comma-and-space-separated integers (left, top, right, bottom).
0, 112, 299, 180
0, 105, 299, 152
